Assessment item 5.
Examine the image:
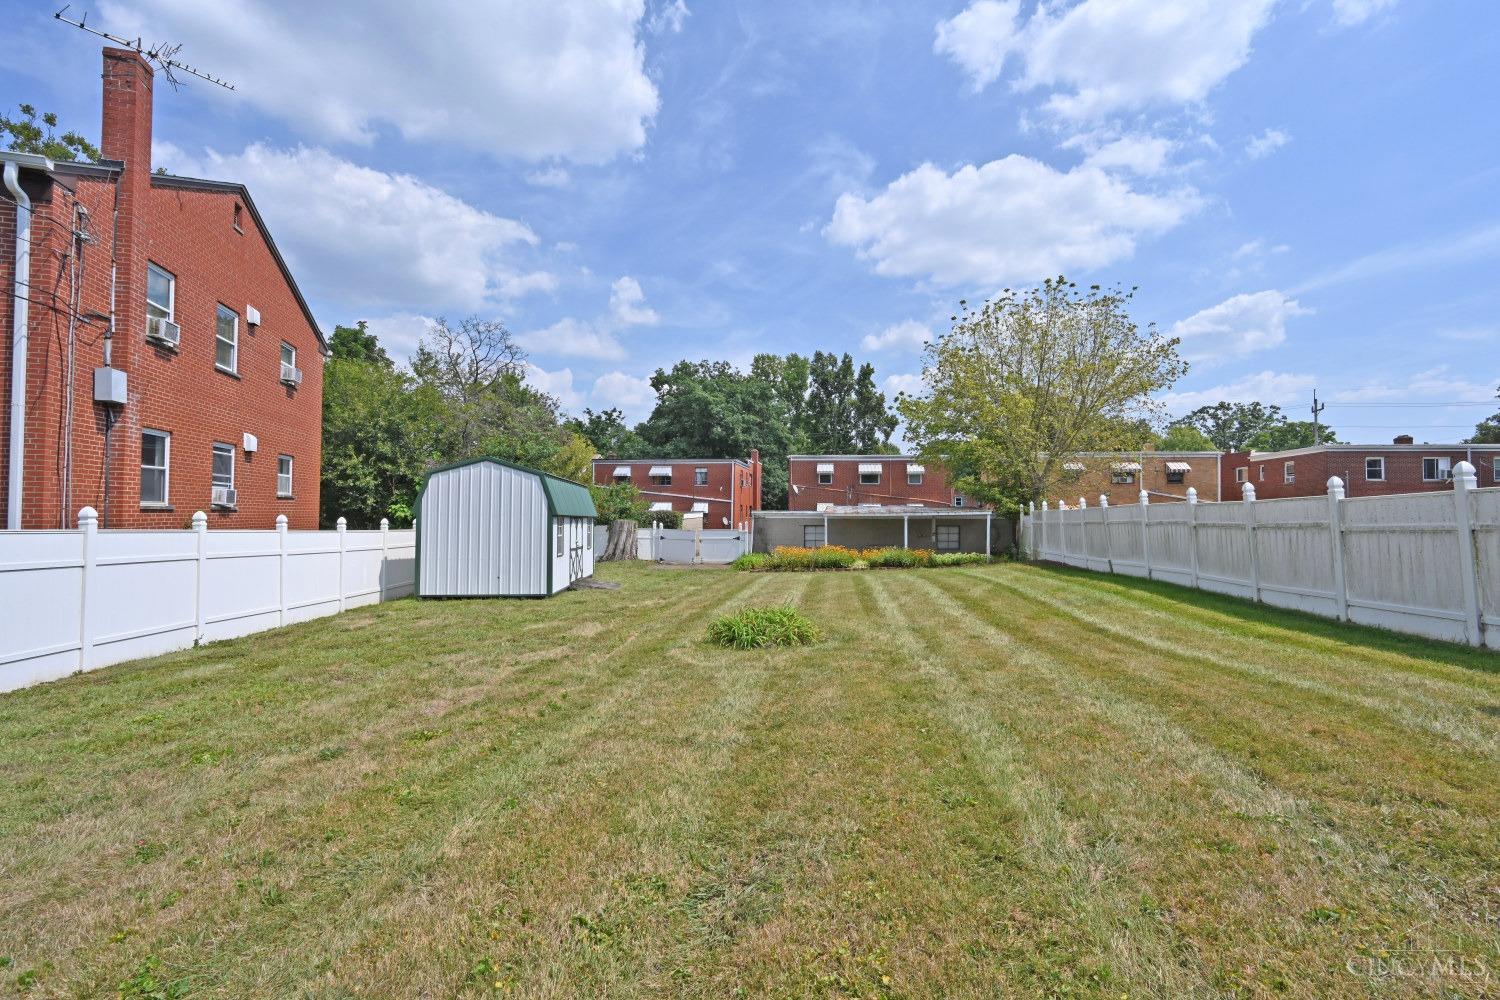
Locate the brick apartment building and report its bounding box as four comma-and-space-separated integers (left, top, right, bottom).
1221, 436, 1500, 500
593, 451, 762, 529
787, 454, 971, 511
0, 47, 325, 530
1055, 450, 1224, 506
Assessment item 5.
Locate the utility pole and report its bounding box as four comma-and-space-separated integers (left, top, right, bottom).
1311, 389, 1325, 446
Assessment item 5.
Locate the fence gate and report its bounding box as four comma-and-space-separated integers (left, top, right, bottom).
654, 528, 699, 564
699, 530, 748, 564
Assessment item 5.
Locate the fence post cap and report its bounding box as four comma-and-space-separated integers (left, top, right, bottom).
1186, 486, 1198, 503
191, 510, 207, 528
1139, 490, 1149, 505
1326, 475, 1345, 494
1078, 496, 1087, 508
336, 516, 347, 530
380, 517, 389, 529
1099, 493, 1109, 507
1454, 460, 1477, 483
77, 506, 98, 526
275, 513, 288, 527
1242, 482, 1256, 501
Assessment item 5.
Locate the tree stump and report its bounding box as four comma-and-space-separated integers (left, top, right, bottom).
601, 520, 638, 561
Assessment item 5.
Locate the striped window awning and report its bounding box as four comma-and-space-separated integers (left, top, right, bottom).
1062, 462, 1085, 472
1111, 461, 1143, 472
815, 462, 835, 474
690, 501, 709, 513
816, 502, 834, 511
648, 465, 672, 476
612, 465, 631, 476
1165, 461, 1193, 472
906, 463, 926, 474
649, 501, 673, 511
858, 463, 882, 474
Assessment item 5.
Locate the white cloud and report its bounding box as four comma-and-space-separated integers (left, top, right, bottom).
861, 320, 933, 353
609, 276, 661, 326
1076, 134, 1177, 176
1232, 239, 1291, 260
359, 312, 436, 363
1163, 370, 1317, 413
1329, 367, 1499, 404
104, 0, 659, 164
525, 363, 585, 411
518, 318, 625, 361
935, 0, 1276, 120
826, 156, 1199, 287
591, 371, 657, 417
648, 0, 690, 34
1293, 222, 1500, 293
525, 166, 572, 188
1246, 128, 1291, 159
1168, 290, 1309, 365
1331, 0, 1399, 27
933, 0, 1022, 92
882, 373, 926, 398
159, 143, 552, 311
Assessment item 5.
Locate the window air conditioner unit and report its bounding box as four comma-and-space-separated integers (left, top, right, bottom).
146, 316, 181, 349
211, 486, 238, 509
280, 364, 303, 386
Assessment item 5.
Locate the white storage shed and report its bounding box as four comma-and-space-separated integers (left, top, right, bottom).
416, 458, 598, 597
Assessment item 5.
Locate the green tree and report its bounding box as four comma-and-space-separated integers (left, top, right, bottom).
899, 278, 1186, 514
320, 345, 446, 528
1468, 387, 1500, 444
635, 360, 796, 507
1157, 424, 1216, 451
1245, 420, 1340, 451
800, 351, 899, 453
588, 481, 650, 524
565, 408, 647, 458
1168, 401, 1287, 451
0, 103, 100, 162
329, 320, 392, 367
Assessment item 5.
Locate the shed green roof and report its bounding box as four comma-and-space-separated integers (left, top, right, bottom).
540, 473, 597, 518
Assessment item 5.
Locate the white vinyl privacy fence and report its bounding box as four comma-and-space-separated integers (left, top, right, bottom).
635, 526, 750, 564
1018, 462, 1500, 649
1, 507, 416, 692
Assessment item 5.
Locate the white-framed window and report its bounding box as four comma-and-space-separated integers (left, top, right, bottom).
1166, 468, 1186, 485
555, 521, 564, 556
817, 470, 833, 485
232, 201, 243, 233
1235, 466, 1248, 483
1365, 457, 1385, 481
1422, 456, 1451, 481
1258, 465, 1265, 481
1283, 461, 1295, 484
908, 471, 923, 485
953, 495, 965, 507
935, 525, 960, 551
215, 304, 239, 374
803, 524, 826, 547
277, 455, 294, 497
211, 442, 235, 507
652, 473, 672, 486
140, 429, 170, 506
147, 263, 174, 322
1111, 470, 1135, 485
859, 469, 880, 485
280, 341, 296, 375
695, 467, 709, 486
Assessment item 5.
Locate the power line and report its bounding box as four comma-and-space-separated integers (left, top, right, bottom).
1326, 401, 1496, 407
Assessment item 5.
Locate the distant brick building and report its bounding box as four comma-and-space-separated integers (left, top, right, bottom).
1056, 451, 1224, 506
0, 47, 325, 530
1223, 436, 1500, 499
787, 454, 971, 510
593, 451, 762, 529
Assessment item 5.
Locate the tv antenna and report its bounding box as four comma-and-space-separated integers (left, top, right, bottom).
54, 5, 236, 92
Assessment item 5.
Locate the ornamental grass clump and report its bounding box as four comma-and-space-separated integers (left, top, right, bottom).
706, 605, 819, 649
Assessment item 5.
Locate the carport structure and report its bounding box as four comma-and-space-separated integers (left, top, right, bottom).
753, 504, 998, 554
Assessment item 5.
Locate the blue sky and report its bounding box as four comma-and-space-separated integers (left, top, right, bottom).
6, 0, 1499, 442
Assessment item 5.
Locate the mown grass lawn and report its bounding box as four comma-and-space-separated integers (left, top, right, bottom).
1, 561, 1496, 999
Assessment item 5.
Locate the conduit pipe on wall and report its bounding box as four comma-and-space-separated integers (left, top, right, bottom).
3, 159, 32, 530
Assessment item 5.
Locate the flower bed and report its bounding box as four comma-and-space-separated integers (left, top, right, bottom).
732, 545, 992, 572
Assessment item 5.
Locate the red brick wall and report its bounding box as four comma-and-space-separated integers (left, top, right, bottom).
787, 456, 963, 510
1244, 448, 1500, 499
0, 46, 323, 529
593, 458, 759, 529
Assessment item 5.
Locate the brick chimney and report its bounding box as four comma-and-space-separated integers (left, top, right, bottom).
749, 448, 762, 510
1393, 434, 1414, 445
101, 47, 154, 176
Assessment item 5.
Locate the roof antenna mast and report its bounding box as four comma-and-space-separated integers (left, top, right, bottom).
53, 5, 237, 92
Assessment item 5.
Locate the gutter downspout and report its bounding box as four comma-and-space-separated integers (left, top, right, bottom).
4, 160, 31, 530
